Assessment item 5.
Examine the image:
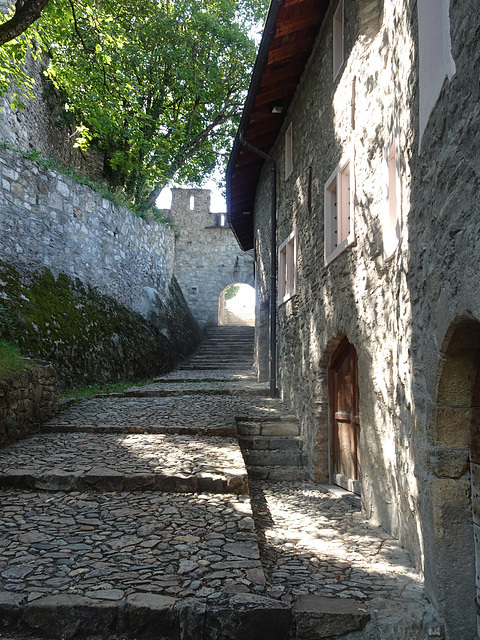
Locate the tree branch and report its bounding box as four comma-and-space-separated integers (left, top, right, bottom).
0, 0, 50, 46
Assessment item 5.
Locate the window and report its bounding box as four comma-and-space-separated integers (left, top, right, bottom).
383, 136, 401, 259
278, 229, 296, 304
324, 155, 354, 265
285, 123, 293, 180
417, 0, 456, 150
333, 0, 344, 79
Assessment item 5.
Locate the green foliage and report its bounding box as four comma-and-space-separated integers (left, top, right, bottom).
0, 340, 31, 380
35, 0, 267, 206
0, 6, 42, 109
0, 263, 202, 387
224, 284, 240, 301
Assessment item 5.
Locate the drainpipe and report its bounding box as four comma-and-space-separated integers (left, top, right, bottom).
239, 134, 277, 398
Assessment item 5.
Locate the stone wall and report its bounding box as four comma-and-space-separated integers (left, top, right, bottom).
0, 147, 174, 318
0, 147, 202, 386
252, 0, 479, 637
0, 364, 58, 448
168, 188, 254, 326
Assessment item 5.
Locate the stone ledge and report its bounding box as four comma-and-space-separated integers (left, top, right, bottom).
0, 469, 249, 494
0, 592, 371, 640
292, 595, 370, 639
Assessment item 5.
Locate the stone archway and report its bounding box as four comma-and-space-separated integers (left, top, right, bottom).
424, 317, 479, 637
218, 283, 255, 326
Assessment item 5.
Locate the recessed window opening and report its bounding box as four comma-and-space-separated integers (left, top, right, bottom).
324, 155, 354, 265
285, 123, 293, 180
278, 229, 297, 304
383, 136, 401, 259
333, 0, 344, 79
190, 195, 195, 210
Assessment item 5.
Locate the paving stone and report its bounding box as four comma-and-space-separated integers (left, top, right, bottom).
0, 339, 441, 639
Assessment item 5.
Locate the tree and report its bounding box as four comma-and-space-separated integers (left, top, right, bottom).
0, 0, 50, 107
37, 0, 267, 209
0, 0, 49, 46
224, 284, 240, 301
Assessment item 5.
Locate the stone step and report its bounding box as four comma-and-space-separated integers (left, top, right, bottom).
0, 491, 276, 639
43, 423, 238, 437
237, 420, 300, 437
121, 387, 269, 398
0, 433, 248, 494
0, 593, 369, 640
179, 364, 253, 371
247, 466, 310, 482
242, 450, 304, 468
238, 435, 303, 451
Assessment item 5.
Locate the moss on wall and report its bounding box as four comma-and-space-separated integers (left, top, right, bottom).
0, 262, 202, 388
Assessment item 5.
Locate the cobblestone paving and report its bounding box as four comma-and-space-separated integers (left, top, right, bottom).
249, 481, 424, 605
0, 433, 245, 479
44, 395, 292, 435
0, 491, 263, 602
0, 346, 438, 638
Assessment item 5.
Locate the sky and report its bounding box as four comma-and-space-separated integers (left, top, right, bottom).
156, 179, 227, 213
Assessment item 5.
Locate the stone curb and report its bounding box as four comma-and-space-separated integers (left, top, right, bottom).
42, 424, 238, 437
0, 469, 249, 494
119, 388, 269, 398
0, 592, 370, 640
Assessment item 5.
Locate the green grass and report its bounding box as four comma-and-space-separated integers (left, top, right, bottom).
0, 340, 32, 380
60, 378, 154, 400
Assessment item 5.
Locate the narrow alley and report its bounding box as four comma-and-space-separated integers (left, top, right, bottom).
0, 327, 437, 639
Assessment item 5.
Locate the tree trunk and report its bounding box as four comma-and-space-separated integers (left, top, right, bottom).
0, 0, 50, 46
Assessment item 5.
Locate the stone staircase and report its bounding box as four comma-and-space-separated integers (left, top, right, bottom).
237, 416, 309, 482
179, 326, 254, 371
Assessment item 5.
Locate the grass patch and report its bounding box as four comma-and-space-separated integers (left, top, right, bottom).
0, 340, 32, 380
60, 378, 154, 400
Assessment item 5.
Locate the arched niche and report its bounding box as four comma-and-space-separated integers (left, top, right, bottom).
424, 317, 479, 638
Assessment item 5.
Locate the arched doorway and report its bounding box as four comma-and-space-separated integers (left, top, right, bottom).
218, 283, 255, 326
328, 337, 361, 494
425, 318, 479, 637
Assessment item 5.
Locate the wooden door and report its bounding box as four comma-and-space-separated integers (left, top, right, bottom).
329, 338, 360, 494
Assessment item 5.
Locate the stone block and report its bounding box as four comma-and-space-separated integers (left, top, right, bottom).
0, 468, 36, 489
35, 470, 80, 491
436, 357, 476, 406
174, 474, 198, 493
425, 446, 469, 478
292, 595, 370, 639
204, 594, 291, 640
23, 594, 118, 639
155, 474, 178, 492
432, 406, 470, 448
237, 422, 261, 436
196, 473, 225, 493
81, 467, 124, 492
124, 473, 156, 490
176, 597, 206, 640
225, 473, 249, 495
261, 422, 299, 437
124, 592, 179, 639
0, 591, 23, 628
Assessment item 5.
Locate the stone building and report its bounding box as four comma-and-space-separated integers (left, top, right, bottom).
227, 0, 480, 637
168, 188, 254, 326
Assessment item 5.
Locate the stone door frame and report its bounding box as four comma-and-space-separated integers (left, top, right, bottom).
424, 317, 479, 637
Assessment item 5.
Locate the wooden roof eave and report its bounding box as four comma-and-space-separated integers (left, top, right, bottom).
227, 0, 329, 251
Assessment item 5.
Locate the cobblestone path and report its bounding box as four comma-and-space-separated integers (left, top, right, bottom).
0, 328, 440, 639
